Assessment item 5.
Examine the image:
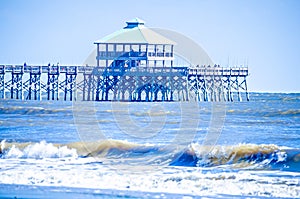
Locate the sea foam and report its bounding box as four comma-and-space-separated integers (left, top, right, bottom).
1, 140, 78, 159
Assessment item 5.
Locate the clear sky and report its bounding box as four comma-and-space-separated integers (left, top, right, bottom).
0, 0, 299, 92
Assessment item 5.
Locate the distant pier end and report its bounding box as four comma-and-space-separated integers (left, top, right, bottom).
0, 18, 249, 102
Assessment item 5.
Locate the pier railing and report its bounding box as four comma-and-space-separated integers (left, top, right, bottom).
188, 67, 248, 76
0, 65, 249, 75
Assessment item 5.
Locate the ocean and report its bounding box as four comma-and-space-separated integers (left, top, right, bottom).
0, 92, 299, 198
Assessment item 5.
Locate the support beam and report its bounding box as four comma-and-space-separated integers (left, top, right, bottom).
0, 65, 5, 99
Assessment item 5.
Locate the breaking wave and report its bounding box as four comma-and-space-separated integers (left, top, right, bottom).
170, 143, 299, 170
0, 140, 77, 159
1, 140, 299, 172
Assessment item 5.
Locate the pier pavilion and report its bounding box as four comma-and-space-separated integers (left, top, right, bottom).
0, 18, 249, 101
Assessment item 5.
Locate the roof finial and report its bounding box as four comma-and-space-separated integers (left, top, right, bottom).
124, 17, 145, 29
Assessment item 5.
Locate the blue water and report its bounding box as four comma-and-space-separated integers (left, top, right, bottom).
0, 93, 299, 198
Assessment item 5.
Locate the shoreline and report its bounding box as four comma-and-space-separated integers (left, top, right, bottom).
0, 183, 216, 199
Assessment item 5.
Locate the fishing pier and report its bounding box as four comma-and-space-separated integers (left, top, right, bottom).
0, 64, 249, 102
0, 18, 249, 102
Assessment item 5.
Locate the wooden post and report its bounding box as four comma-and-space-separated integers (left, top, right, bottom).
0, 65, 5, 99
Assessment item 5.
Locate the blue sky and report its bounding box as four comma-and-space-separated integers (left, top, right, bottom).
0, 0, 299, 92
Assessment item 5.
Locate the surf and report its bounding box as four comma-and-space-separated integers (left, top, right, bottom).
1, 139, 300, 172
170, 143, 299, 171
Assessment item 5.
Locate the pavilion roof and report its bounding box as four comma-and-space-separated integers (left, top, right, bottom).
94, 18, 176, 45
